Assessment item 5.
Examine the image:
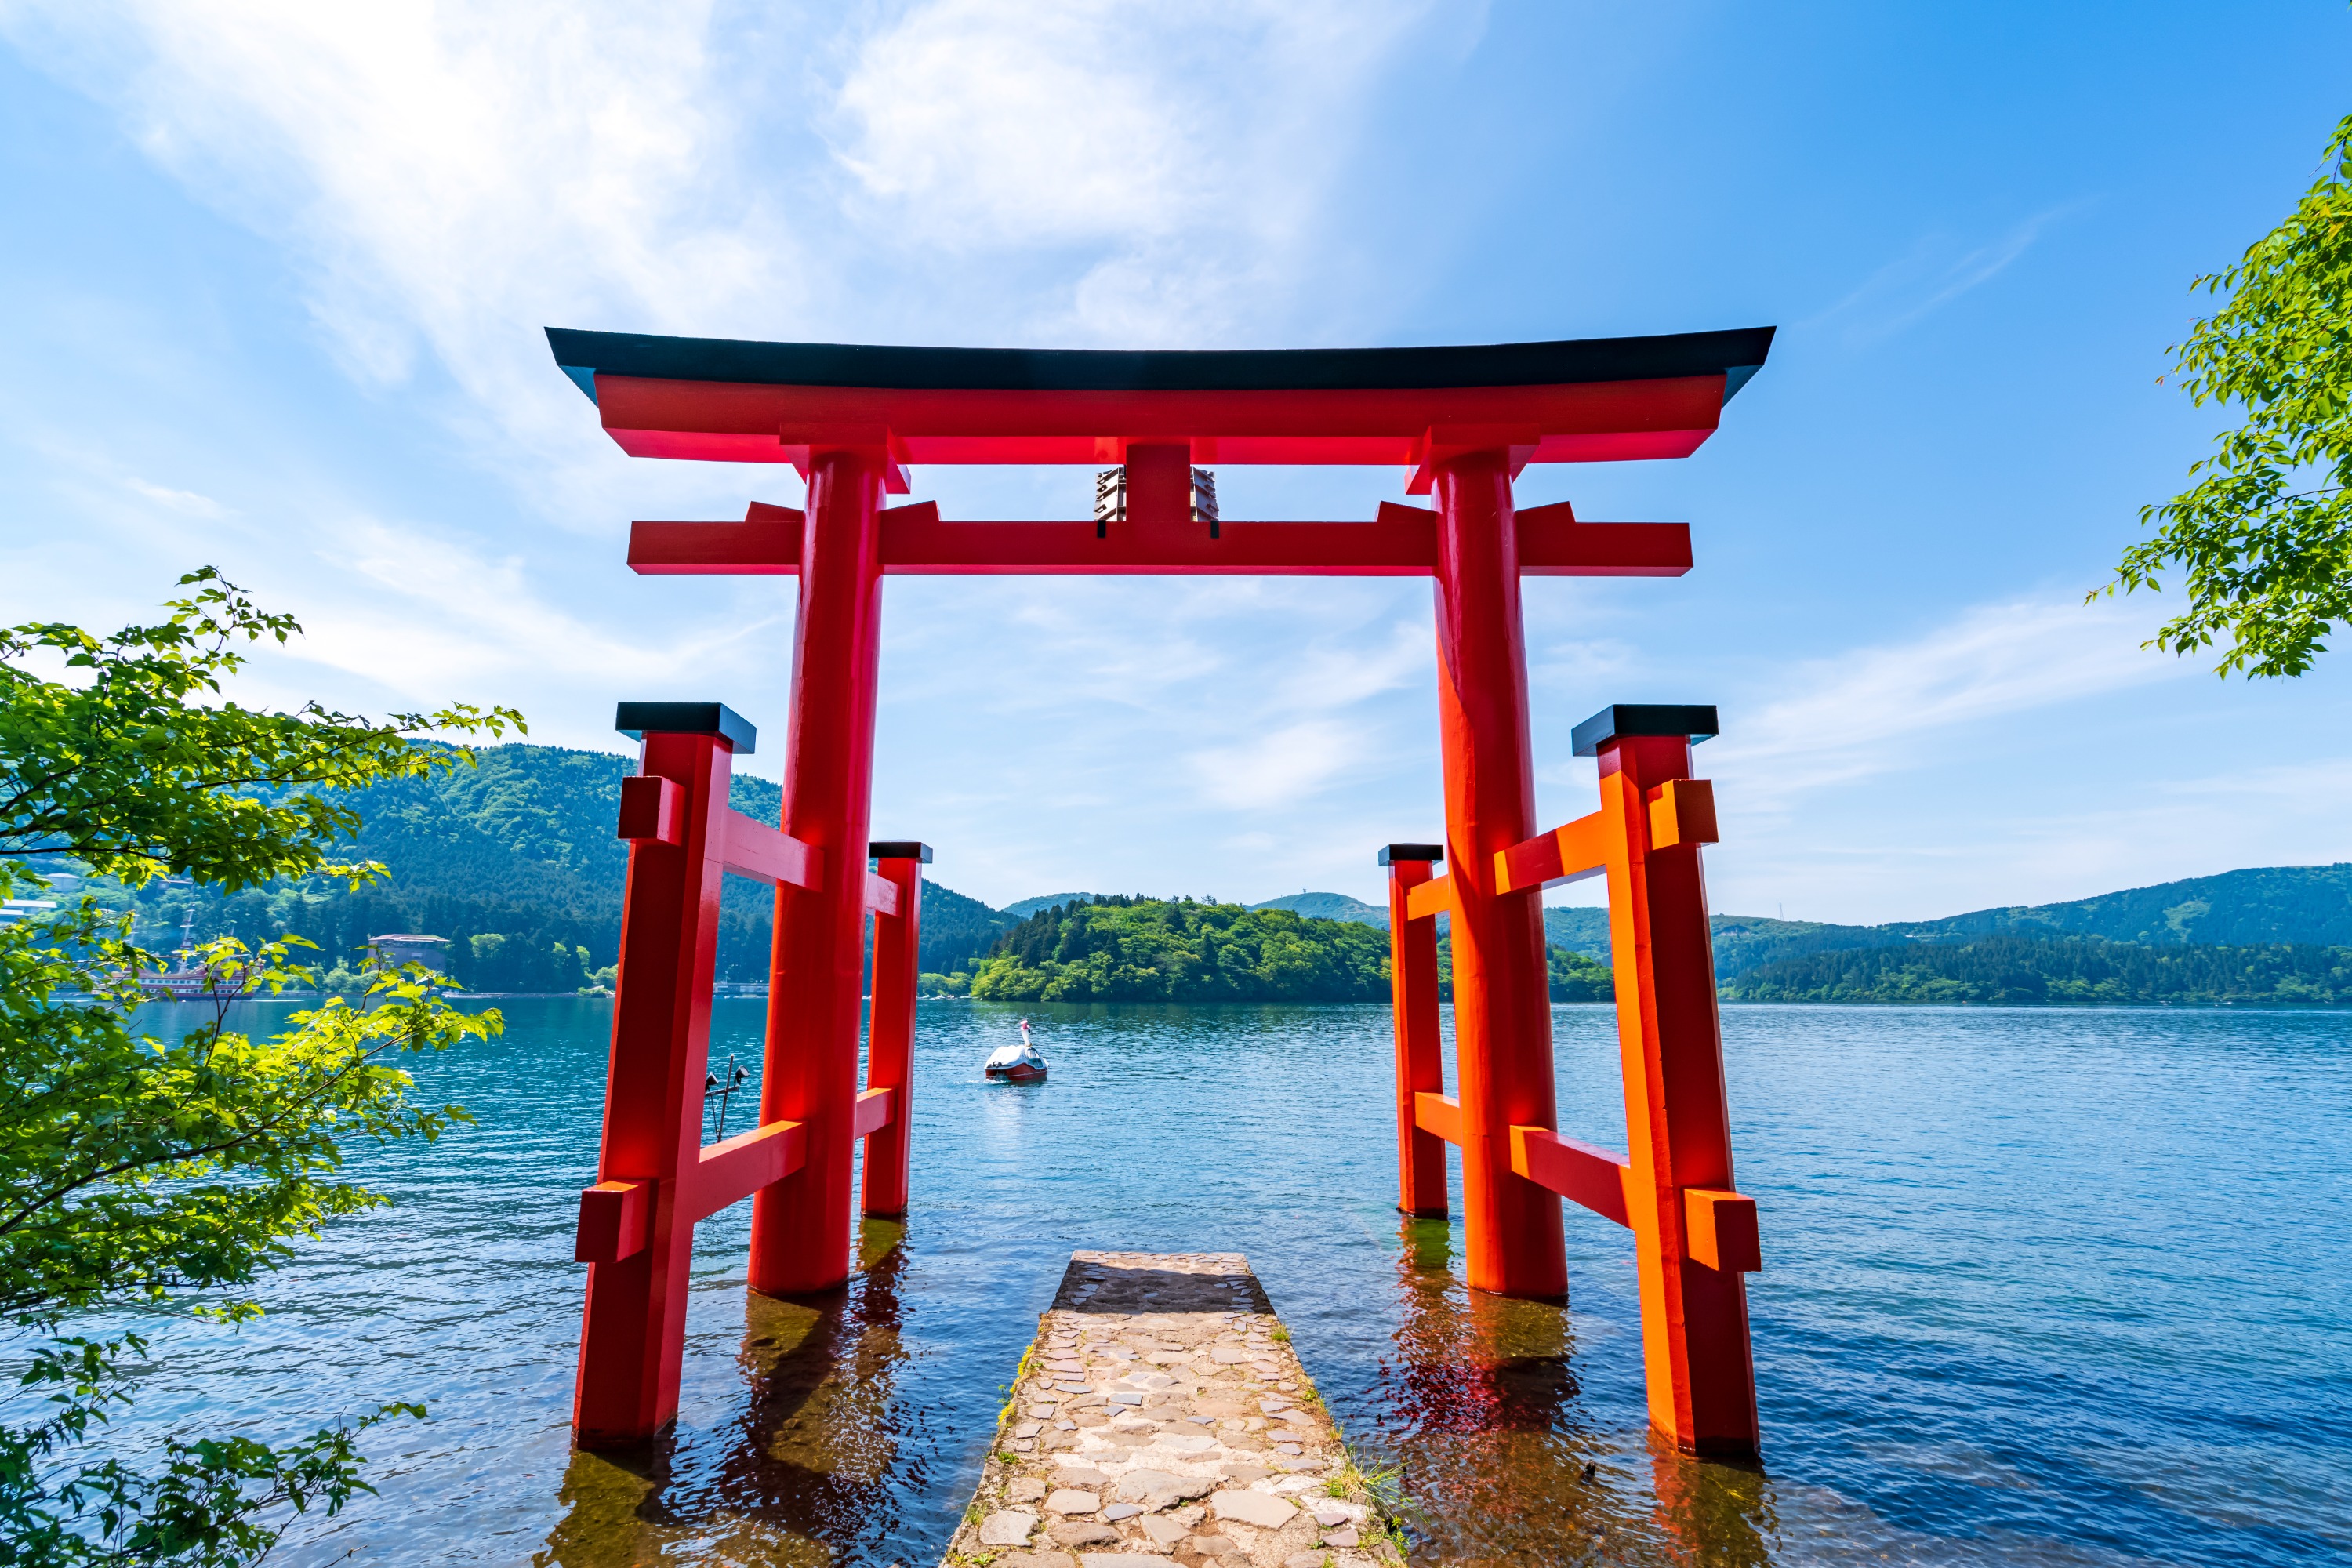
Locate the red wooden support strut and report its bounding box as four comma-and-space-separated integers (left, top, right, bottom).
572, 717, 731, 1448
751, 448, 890, 1296
862, 841, 928, 1218
1454, 702, 1761, 1457
573, 702, 826, 1447
1583, 707, 1759, 1456
1382, 844, 1448, 1218
1431, 452, 1567, 1300
1382, 701, 1761, 1454
570, 702, 931, 1444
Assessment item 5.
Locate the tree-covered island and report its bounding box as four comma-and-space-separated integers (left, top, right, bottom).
935, 895, 1615, 1004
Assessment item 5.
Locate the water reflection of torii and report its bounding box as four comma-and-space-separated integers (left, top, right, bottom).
540, 1221, 918, 1564
1378, 1218, 1777, 1566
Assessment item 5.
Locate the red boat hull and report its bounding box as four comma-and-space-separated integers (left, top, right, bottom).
985, 1062, 1047, 1083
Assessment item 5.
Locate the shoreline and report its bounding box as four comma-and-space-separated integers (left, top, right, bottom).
118, 992, 2352, 1012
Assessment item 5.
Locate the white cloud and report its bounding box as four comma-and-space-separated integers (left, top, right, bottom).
1711, 749, 2352, 926
1189, 717, 1367, 810
0, 0, 1466, 849
2, 0, 1449, 503
1708, 595, 2199, 807
1, 0, 801, 507
829, 0, 1441, 346
1529, 634, 1637, 691
1265, 617, 1428, 713
123, 476, 227, 517
1808, 208, 2075, 347
246, 517, 786, 728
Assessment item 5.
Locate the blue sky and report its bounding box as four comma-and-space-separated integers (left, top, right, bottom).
3, 1, 2350, 922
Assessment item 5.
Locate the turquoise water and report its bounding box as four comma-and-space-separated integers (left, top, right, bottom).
111, 999, 2350, 1566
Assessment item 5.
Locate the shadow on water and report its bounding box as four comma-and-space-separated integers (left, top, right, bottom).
537, 1222, 916, 1567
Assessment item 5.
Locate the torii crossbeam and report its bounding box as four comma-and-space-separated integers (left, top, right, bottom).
553, 324, 1773, 1458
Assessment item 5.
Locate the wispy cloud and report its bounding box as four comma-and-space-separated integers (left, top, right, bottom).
2, 0, 1444, 503
1708, 594, 2199, 806
1714, 750, 2352, 927
1170, 609, 1429, 809
261, 517, 783, 712
1189, 717, 1368, 810
1807, 207, 2076, 347
0, 0, 1462, 840
123, 476, 227, 518
829, 0, 1441, 347
1265, 616, 1428, 713
1528, 634, 1638, 693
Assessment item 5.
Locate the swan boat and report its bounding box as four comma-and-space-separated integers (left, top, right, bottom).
984, 1018, 1047, 1083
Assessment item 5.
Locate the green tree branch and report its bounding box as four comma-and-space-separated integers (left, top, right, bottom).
1, 571, 517, 1565
2099, 114, 2352, 677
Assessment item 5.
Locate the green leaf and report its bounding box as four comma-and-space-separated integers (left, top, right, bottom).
2098, 113, 2352, 679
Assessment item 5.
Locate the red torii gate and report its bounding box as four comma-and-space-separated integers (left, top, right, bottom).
554, 325, 1773, 1458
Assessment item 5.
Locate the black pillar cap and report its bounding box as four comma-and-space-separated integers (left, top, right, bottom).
869, 840, 934, 863
1571, 704, 1718, 757
615, 702, 757, 755
1378, 844, 1446, 866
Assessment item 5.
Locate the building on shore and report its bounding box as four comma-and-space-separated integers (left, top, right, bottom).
369, 933, 452, 974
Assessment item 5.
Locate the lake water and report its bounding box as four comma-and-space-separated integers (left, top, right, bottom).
107, 998, 2350, 1566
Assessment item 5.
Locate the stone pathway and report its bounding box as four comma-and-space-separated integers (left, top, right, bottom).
939, 1251, 1400, 1568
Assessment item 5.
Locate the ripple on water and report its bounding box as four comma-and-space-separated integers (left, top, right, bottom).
90, 996, 2352, 1567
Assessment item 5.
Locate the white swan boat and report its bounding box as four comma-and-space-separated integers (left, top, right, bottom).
984, 1018, 1047, 1083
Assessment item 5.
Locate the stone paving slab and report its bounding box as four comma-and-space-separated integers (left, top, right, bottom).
940, 1251, 1399, 1568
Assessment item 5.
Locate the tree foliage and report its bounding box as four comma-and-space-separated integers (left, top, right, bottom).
106, 742, 1011, 991
970, 896, 1393, 1004
0, 568, 519, 888
0, 574, 514, 1566
2102, 114, 2352, 677
966, 895, 1616, 1004
1720, 932, 2352, 1006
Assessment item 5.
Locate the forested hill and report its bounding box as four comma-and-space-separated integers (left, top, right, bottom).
1538, 864, 2352, 978
1722, 935, 2352, 1007
1882, 865, 2352, 947
114, 742, 1016, 991
956, 894, 1613, 1005
88, 738, 2352, 1004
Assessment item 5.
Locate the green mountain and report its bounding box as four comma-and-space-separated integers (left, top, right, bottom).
1548, 866, 2352, 978
1251, 891, 1387, 924
1884, 865, 2352, 947
1003, 892, 1101, 918
1541, 906, 1901, 978
1232, 894, 1897, 982
968, 895, 1389, 1004
1269, 861, 2352, 987
119, 742, 1015, 991
96, 739, 2352, 1005
1723, 934, 2352, 1007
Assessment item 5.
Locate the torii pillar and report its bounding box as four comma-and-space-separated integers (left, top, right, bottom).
750, 448, 888, 1295
1432, 452, 1566, 1298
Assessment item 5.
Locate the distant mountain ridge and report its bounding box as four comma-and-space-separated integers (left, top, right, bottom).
1883, 864, 2352, 947
1722, 934, 2352, 1007
134, 742, 1016, 987
1243, 864, 2352, 981
107, 740, 2352, 996
1250, 891, 1387, 924
1003, 892, 1100, 919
